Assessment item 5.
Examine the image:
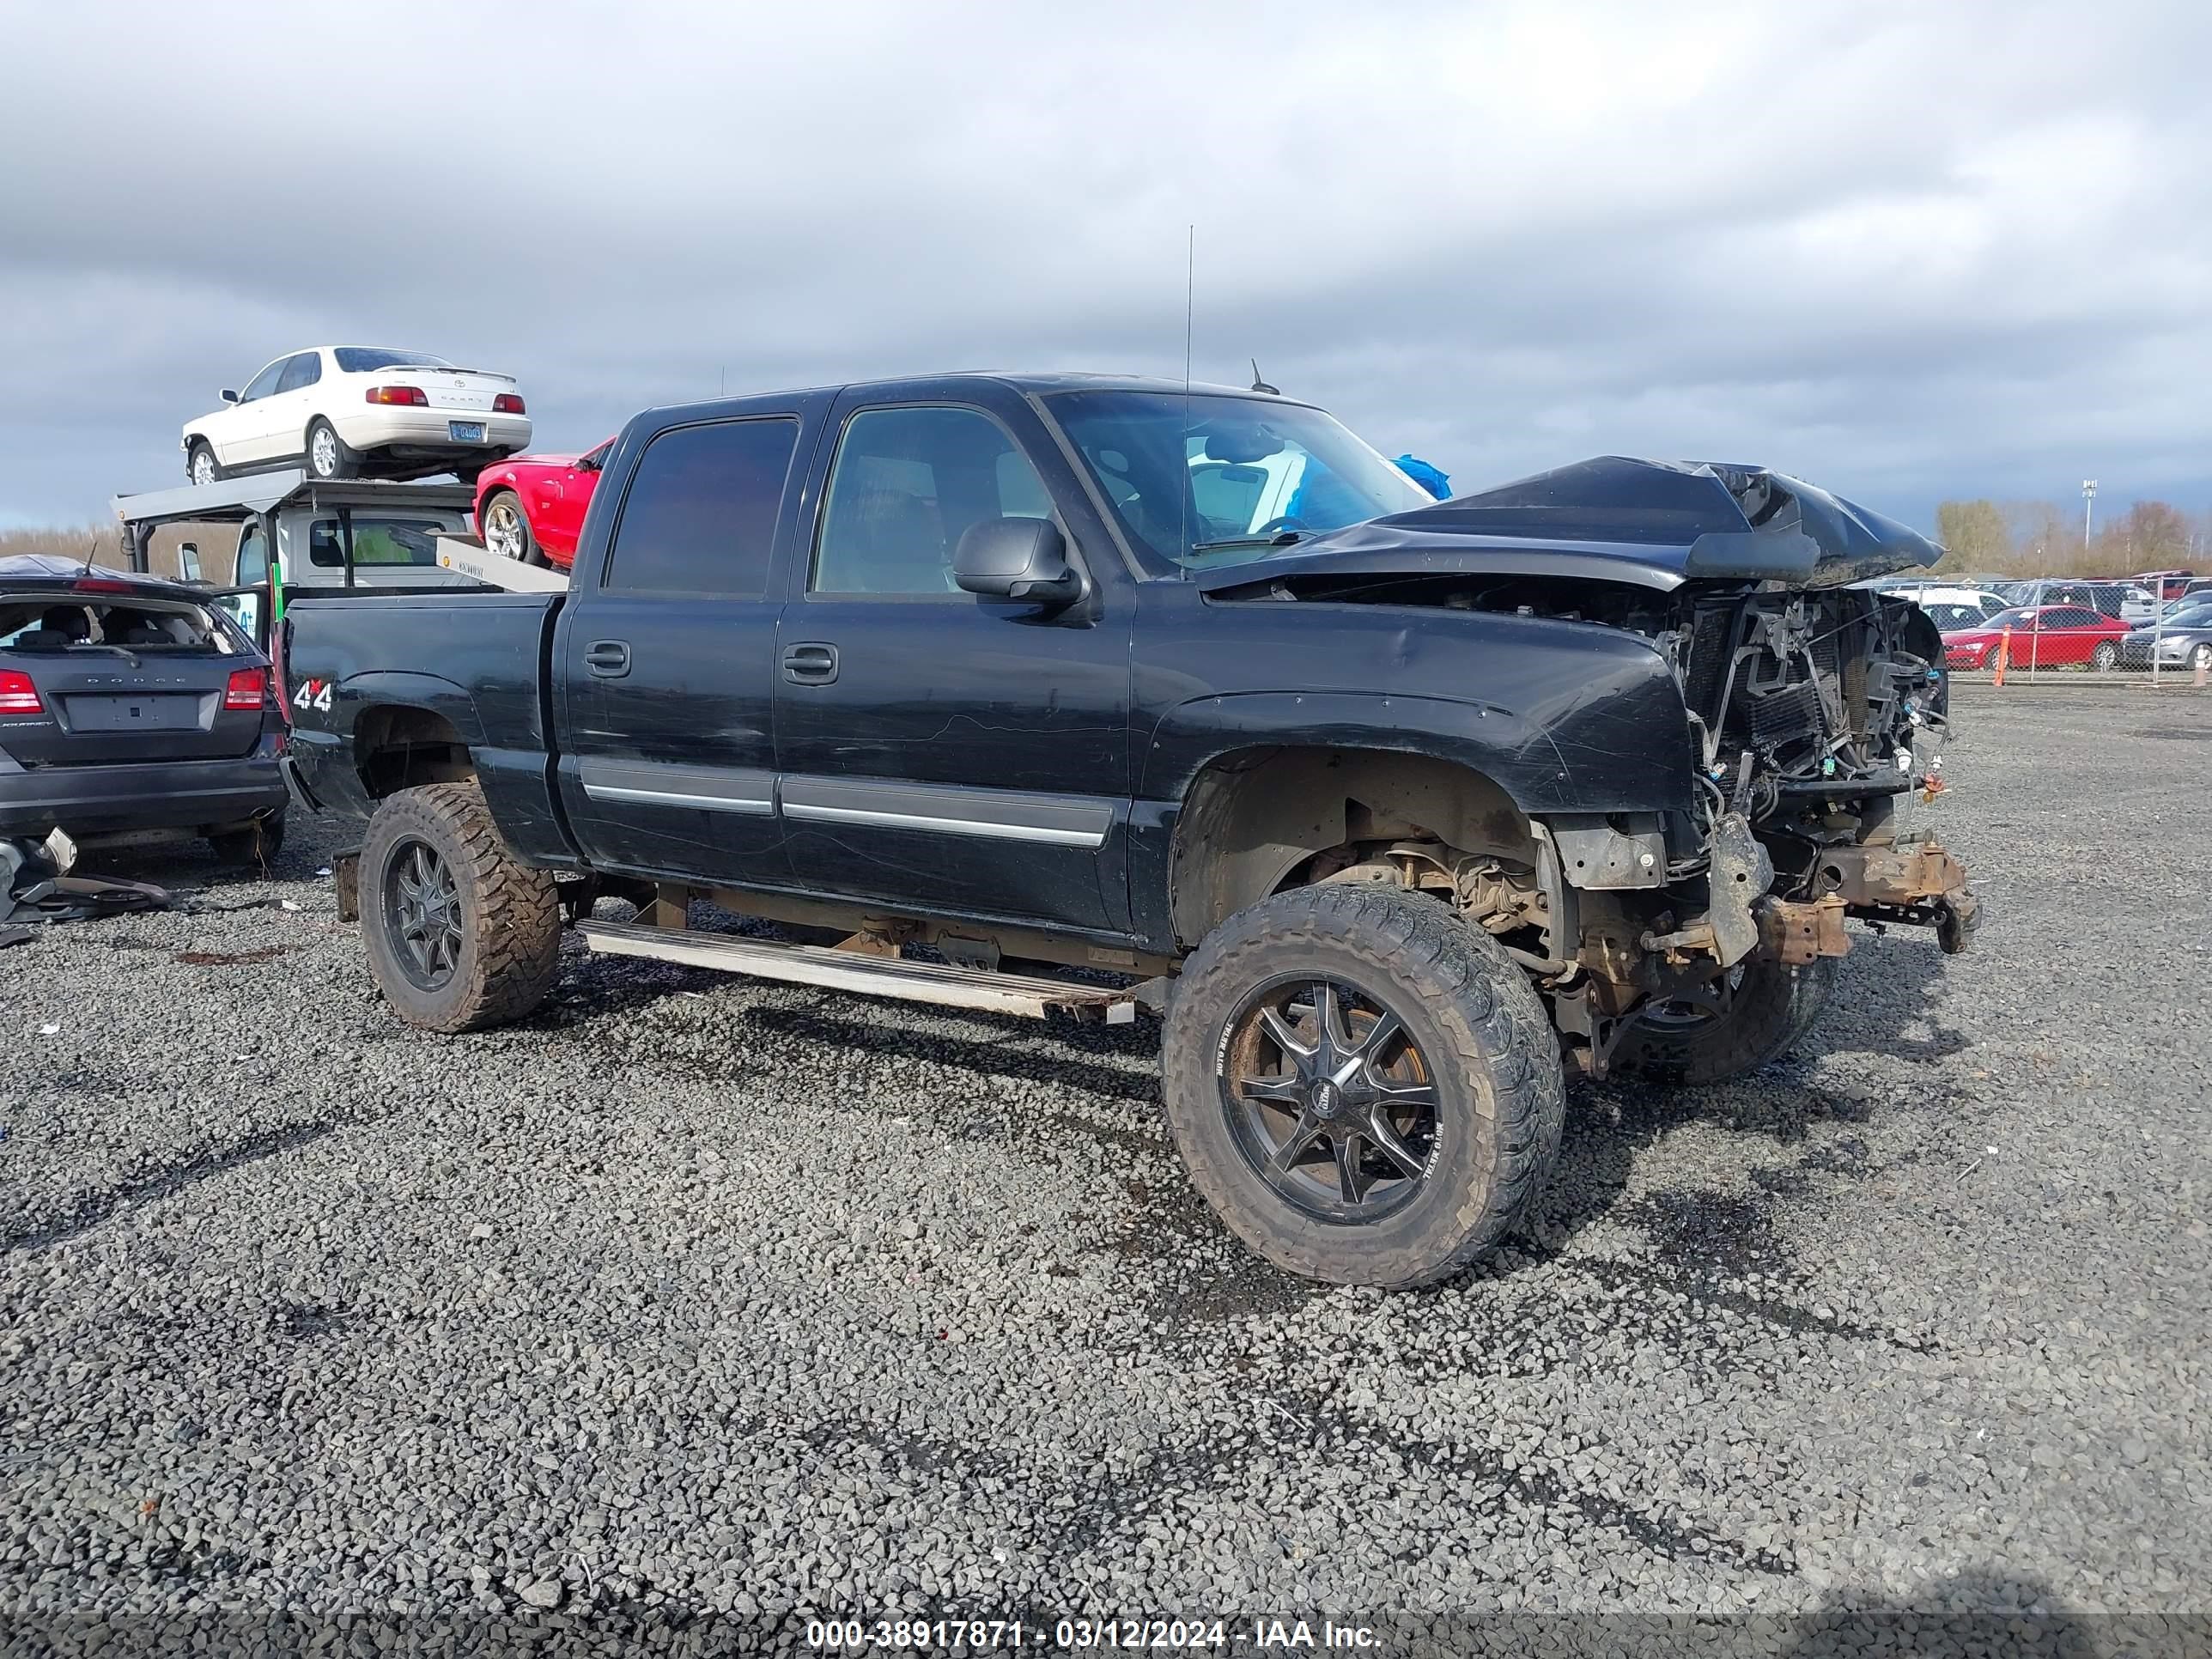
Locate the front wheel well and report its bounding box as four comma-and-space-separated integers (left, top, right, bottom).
354, 704, 476, 799
1166, 745, 1538, 948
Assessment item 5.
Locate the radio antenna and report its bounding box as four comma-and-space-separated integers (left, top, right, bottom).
1179, 223, 1194, 580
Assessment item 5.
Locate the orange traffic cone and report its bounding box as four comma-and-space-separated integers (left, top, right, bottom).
1993, 626, 2010, 688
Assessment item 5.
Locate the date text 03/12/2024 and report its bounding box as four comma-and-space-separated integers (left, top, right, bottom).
805, 1619, 1382, 1650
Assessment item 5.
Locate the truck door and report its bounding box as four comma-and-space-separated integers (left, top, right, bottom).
771, 396, 1133, 935
552, 405, 815, 886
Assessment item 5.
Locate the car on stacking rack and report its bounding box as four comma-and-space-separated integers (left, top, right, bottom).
473, 438, 615, 570
180, 347, 532, 489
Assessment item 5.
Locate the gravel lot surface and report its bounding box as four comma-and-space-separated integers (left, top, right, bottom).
3, 685, 2207, 1656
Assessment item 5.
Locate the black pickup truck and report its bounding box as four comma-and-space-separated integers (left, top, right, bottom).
283, 372, 1977, 1289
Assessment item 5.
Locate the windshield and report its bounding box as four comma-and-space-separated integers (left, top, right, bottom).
1046, 391, 1432, 572
1982, 607, 2037, 629
334, 347, 454, 374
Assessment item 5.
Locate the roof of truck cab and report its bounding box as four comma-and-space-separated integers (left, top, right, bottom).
638, 372, 1318, 418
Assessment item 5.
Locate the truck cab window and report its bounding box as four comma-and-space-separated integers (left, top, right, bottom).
308, 518, 443, 568
813, 406, 1049, 596
605, 418, 800, 596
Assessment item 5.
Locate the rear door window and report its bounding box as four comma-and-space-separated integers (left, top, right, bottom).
605, 417, 800, 596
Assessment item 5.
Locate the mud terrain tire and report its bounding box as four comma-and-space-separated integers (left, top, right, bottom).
360, 782, 560, 1032
1161, 884, 1565, 1289
1612, 955, 1838, 1085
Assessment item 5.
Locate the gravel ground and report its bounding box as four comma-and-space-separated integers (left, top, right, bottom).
3, 684, 2208, 1656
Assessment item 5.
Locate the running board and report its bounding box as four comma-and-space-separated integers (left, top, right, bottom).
576, 919, 1146, 1022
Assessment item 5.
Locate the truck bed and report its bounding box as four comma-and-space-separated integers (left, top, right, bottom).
282, 587, 572, 863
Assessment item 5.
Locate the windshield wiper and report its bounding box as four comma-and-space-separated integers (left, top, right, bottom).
1188, 530, 1306, 555
69, 644, 143, 667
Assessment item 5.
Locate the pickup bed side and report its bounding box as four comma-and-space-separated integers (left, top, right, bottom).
283, 589, 573, 865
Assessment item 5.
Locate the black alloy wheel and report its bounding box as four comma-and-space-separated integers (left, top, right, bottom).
383, 836, 464, 992
1219, 973, 1440, 1223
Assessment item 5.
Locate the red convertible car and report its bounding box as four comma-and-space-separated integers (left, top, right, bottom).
1942, 604, 2132, 672
472, 438, 613, 570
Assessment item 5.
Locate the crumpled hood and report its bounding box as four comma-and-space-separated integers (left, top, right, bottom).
1198, 455, 1942, 594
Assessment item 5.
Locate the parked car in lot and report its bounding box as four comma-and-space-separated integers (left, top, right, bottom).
2135, 569, 2197, 602
2004, 579, 2158, 624
0, 556, 288, 860
1942, 605, 2134, 671
181, 348, 532, 489
279, 373, 1976, 1290
473, 439, 613, 570
2119, 605, 2212, 672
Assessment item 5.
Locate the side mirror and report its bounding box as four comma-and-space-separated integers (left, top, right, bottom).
952, 518, 1081, 607
220, 389, 240, 404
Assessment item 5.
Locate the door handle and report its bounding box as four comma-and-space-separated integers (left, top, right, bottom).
782, 642, 839, 685
584, 639, 631, 678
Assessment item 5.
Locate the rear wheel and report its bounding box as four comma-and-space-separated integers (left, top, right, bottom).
479, 489, 544, 566
2193, 642, 2212, 672
187, 441, 222, 487
2091, 641, 2119, 672
1161, 884, 1565, 1289
360, 782, 560, 1032
1612, 955, 1837, 1085
306, 418, 355, 481
207, 811, 284, 867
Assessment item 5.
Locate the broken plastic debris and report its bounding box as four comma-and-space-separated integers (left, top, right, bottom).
315, 866, 333, 878
279, 900, 303, 912
37, 1023, 58, 1036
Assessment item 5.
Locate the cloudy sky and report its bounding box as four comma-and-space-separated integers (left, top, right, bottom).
4, 0, 2209, 532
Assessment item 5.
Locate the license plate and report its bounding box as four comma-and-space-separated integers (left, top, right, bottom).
64, 695, 199, 732
449, 422, 487, 443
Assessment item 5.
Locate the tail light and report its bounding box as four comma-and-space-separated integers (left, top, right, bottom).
74, 576, 133, 593
493, 392, 526, 415
0, 670, 43, 716
223, 667, 268, 711
366, 386, 428, 406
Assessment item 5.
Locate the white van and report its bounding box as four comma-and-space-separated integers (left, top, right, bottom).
1875, 582, 2008, 632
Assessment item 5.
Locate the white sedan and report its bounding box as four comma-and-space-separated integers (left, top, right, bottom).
181, 346, 532, 486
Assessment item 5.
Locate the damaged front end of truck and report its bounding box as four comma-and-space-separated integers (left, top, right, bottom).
1202, 455, 1980, 1079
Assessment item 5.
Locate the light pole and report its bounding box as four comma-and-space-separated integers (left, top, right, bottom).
2081, 479, 2098, 554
